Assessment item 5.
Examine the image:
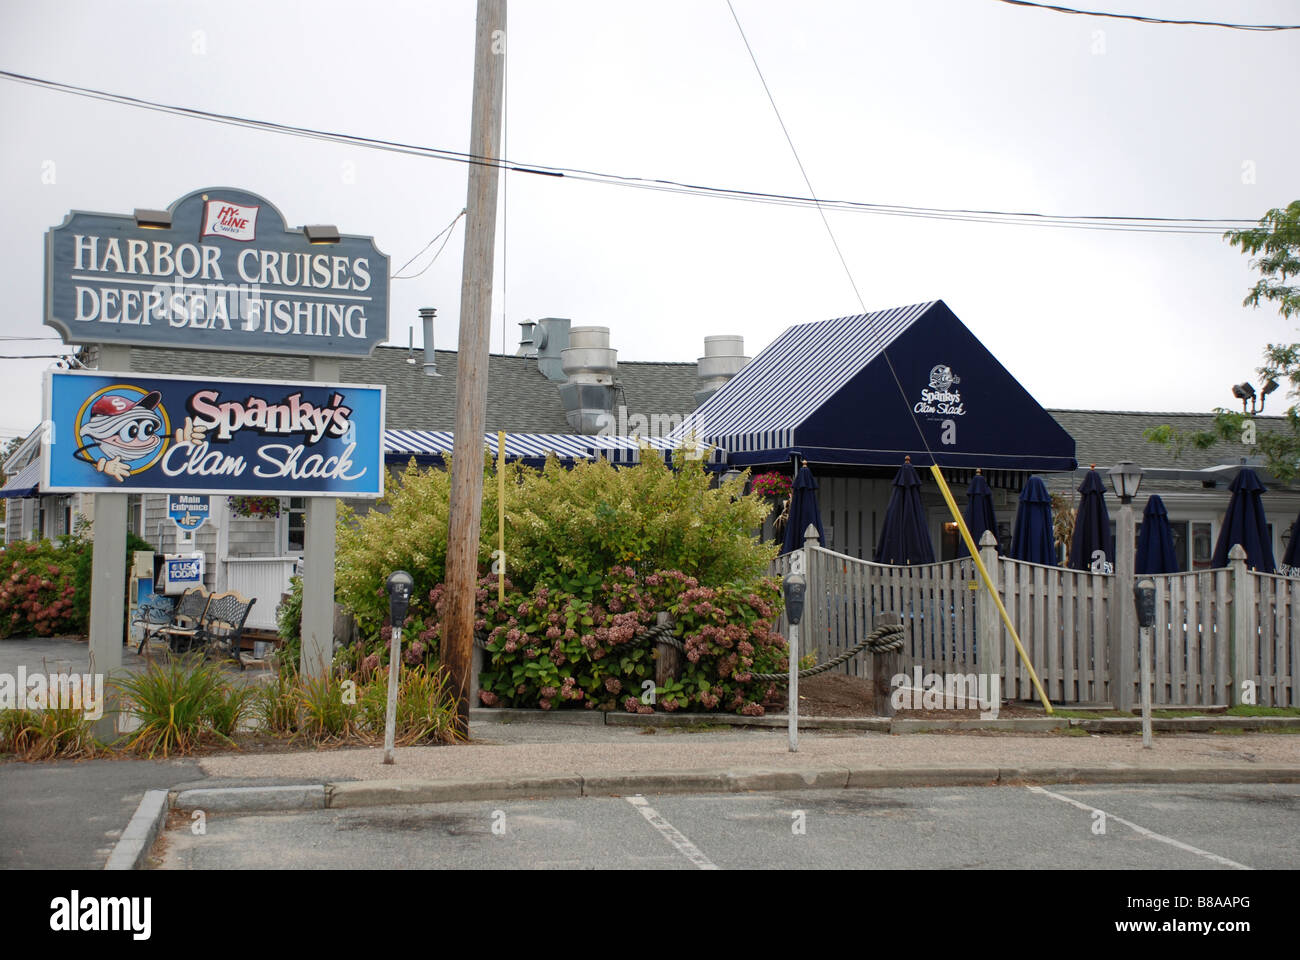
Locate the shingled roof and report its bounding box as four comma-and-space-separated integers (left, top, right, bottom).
127, 345, 702, 433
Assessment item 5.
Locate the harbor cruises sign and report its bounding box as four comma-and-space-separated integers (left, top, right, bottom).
42, 370, 385, 498
44, 187, 390, 357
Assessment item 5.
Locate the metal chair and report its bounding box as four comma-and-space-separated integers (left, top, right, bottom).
133, 594, 176, 656
196, 591, 257, 670
160, 587, 211, 655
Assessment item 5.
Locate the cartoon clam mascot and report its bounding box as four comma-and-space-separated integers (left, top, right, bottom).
75, 390, 205, 481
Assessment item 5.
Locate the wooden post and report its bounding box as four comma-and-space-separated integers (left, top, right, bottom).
871, 616, 902, 718
442, 0, 507, 737
1228, 544, 1252, 706
301, 357, 340, 680
976, 530, 1001, 718
1112, 501, 1137, 711
653, 611, 679, 687
88, 342, 130, 739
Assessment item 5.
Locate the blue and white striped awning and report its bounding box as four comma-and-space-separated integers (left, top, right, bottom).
383, 431, 725, 468
669, 302, 934, 457
0, 460, 41, 499
667, 300, 1076, 472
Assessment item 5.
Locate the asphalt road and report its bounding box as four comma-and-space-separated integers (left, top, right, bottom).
156, 782, 1300, 870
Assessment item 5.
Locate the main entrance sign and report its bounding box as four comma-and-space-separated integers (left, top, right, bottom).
43, 370, 385, 497
45, 187, 390, 357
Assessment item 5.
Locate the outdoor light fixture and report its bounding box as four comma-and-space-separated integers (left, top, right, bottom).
1232, 379, 1278, 415
303, 224, 341, 244
133, 208, 172, 230
1108, 460, 1143, 505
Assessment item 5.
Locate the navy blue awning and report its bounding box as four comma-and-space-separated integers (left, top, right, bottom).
670, 300, 1076, 472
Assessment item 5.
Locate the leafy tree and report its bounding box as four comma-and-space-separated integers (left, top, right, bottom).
1146, 201, 1300, 480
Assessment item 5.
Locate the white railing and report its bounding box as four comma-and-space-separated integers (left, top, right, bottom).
223, 557, 298, 631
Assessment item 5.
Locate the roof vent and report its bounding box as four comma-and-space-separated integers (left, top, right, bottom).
559, 326, 618, 434
695, 335, 749, 407
517, 320, 539, 357
419, 307, 441, 377
534, 317, 571, 382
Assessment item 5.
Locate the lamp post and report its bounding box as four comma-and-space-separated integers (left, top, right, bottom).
1108, 461, 1143, 711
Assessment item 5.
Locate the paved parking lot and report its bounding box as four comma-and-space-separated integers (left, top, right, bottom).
157, 782, 1300, 870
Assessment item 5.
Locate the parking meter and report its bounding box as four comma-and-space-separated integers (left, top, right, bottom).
783, 572, 806, 625
386, 570, 414, 626
1134, 578, 1156, 628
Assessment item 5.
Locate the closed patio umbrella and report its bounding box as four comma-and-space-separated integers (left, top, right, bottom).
1135, 494, 1179, 574
1211, 467, 1275, 573
874, 458, 934, 565
781, 463, 825, 554
1008, 476, 1055, 565
1069, 469, 1113, 572
959, 469, 998, 557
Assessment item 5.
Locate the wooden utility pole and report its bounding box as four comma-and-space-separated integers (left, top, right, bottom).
443, 0, 507, 736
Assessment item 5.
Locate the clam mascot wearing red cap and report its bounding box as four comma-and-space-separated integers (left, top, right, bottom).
75, 391, 206, 481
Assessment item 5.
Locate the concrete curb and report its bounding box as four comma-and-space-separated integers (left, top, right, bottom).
471, 706, 1300, 735
154, 764, 1300, 818
104, 789, 169, 871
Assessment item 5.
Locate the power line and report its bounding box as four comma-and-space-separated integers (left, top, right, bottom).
726, 0, 938, 470
392, 212, 463, 281
0, 68, 1261, 236
391, 208, 466, 279
993, 0, 1300, 31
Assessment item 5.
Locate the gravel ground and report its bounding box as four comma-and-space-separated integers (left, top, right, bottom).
196, 727, 1300, 783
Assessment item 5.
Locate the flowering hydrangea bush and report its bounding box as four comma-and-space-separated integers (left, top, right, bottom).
412, 568, 786, 715
0, 540, 82, 637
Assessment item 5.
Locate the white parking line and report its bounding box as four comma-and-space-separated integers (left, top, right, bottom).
1026, 785, 1251, 870
625, 795, 719, 870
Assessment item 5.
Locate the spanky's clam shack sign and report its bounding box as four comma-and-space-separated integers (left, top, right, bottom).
42, 371, 385, 498
45, 187, 389, 356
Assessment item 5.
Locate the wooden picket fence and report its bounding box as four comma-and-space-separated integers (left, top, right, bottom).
770, 541, 1299, 708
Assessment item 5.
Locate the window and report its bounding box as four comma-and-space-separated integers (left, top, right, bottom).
284, 497, 306, 554
1169, 521, 1189, 572
127, 494, 143, 538
1192, 522, 1212, 570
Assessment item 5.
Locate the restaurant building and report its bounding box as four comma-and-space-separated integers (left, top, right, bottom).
5, 300, 1298, 628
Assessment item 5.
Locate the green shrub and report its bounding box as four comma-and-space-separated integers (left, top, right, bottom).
276, 575, 303, 663
253, 666, 302, 736
114, 654, 233, 757
297, 671, 358, 743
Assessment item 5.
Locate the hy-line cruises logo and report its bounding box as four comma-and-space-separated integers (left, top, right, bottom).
0, 667, 105, 719
200, 199, 259, 241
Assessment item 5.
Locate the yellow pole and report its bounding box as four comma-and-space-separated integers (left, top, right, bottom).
928, 464, 1054, 714
497, 430, 506, 602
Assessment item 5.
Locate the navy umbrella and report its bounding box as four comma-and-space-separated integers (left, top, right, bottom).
1008, 476, 1055, 565
959, 470, 998, 557
1211, 468, 1275, 573
1135, 494, 1179, 574
781, 464, 825, 554
874, 458, 935, 565
1069, 469, 1113, 572
1281, 511, 1300, 573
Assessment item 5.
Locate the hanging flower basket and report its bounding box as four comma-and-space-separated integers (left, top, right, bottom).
227, 495, 282, 519
751, 471, 792, 501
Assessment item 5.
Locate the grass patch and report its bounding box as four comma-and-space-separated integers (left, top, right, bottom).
0, 707, 101, 760
1226, 705, 1300, 717
1151, 709, 1207, 718
1057, 726, 1092, 737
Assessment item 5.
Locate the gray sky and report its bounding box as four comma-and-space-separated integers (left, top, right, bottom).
2, 0, 1299, 447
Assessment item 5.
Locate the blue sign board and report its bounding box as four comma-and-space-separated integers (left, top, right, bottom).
165, 556, 203, 587
43, 370, 385, 498
168, 494, 210, 532
44, 187, 390, 357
